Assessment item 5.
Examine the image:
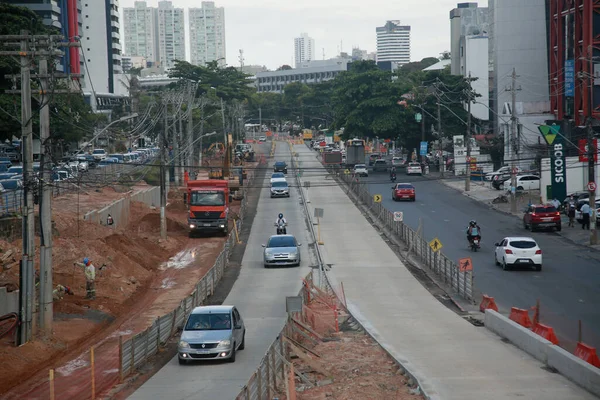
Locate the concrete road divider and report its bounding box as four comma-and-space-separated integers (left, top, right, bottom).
485, 309, 551, 363
547, 345, 600, 396
485, 309, 600, 397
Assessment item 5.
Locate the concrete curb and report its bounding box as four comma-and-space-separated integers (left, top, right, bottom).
484, 309, 600, 397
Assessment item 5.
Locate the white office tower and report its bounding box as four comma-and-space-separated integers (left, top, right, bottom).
376, 20, 411, 66
294, 33, 315, 67
189, 1, 226, 66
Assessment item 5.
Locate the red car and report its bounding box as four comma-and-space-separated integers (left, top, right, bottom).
392, 183, 416, 201
523, 204, 561, 232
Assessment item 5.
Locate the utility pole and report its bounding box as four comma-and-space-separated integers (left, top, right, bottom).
587, 49, 597, 244
160, 99, 168, 240
465, 73, 474, 192
258, 106, 262, 139
38, 57, 53, 334
1, 33, 80, 341
420, 105, 425, 163
187, 99, 194, 168
174, 113, 182, 186
436, 83, 444, 178
509, 68, 521, 213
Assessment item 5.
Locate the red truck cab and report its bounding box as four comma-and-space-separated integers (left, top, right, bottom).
186, 179, 231, 236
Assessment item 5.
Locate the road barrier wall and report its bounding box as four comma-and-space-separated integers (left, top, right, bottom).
484, 309, 600, 396
338, 171, 474, 301
83, 187, 159, 229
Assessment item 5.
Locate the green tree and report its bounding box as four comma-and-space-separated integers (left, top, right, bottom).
277, 65, 292, 71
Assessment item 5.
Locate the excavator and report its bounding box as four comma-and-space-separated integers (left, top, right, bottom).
206, 134, 246, 195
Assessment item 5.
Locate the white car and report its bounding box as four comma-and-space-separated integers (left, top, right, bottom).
391, 157, 404, 167
494, 236, 542, 271
353, 164, 368, 177
92, 149, 107, 161
259, 136, 267, 142
406, 162, 422, 175
486, 166, 522, 181
502, 174, 540, 191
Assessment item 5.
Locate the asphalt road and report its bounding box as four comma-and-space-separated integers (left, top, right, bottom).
358, 166, 600, 351
129, 140, 311, 400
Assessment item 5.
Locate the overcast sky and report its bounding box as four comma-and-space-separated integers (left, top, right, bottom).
120, 0, 488, 70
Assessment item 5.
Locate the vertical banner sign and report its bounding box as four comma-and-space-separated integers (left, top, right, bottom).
420, 141, 428, 156
565, 60, 575, 97
538, 124, 567, 201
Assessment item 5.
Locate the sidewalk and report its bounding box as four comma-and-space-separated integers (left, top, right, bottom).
440, 178, 600, 250
294, 145, 595, 400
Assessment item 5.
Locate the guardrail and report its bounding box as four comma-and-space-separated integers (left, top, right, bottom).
338, 170, 473, 301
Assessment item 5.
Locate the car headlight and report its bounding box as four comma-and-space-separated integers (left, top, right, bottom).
265, 252, 275, 259
289, 251, 298, 258
218, 339, 231, 347
179, 340, 190, 348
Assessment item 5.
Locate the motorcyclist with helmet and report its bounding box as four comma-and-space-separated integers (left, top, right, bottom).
274, 213, 287, 234
466, 220, 481, 246
390, 166, 397, 181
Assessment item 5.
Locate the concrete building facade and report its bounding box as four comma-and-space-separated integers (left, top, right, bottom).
123, 1, 159, 63
489, 0, 553, 169
256, 59, 350, 93
449, 3, 489, 75
157, 1, 185, 69
294, 33, 315, 67
189, 1, 226, 66
376, 20, 411, 66
461, 35, 489, 121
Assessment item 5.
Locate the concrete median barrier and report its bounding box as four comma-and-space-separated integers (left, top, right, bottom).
484, 309, 551, 363
547, 345, 600, 397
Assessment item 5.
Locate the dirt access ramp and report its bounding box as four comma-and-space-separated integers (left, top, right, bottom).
0, 171, 250, 398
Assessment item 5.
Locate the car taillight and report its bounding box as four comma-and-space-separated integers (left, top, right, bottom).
531, 213, 536, 216
555, 212, 560, 217
505, 249, 513, 254
535, 250, 542, 254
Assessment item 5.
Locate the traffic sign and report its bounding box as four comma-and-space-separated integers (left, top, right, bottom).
420, 141, 428, 156
588, 182, 597, 192
373, 194, 382, 203
393, 211, 404, 222
429, 237, 443, 252
344, 169, 350, 175
512, 167, 518, 175
458, 257, 473, 272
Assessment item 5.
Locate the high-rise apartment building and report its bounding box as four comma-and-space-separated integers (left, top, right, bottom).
294, 33, 315, 67
157, 1, 185, 69
189, 1, 226, 66
81, 0, 122, 94
376, 20, 411, 66
123, 1, 159, 64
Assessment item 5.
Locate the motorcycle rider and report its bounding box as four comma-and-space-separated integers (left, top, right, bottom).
466, 220, 481, 245
274, 213, 287, 234
390, 166, 397, 180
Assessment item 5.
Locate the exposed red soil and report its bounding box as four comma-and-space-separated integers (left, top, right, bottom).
0, 162, 250, 397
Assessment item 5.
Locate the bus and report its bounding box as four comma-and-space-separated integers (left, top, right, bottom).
345, 138, 366, 167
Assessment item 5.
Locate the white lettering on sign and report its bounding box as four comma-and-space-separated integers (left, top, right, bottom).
553, 143, 564, 183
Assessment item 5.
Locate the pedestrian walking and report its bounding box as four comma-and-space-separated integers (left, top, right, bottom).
73, 257, 96, 299
581, 202, 591, 230
568, 202, 576, 227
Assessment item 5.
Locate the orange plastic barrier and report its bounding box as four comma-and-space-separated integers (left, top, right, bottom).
575, 342, 600, 368
509, 307, 532, 328
479, 295, 499, 312
532, 323, 559, 345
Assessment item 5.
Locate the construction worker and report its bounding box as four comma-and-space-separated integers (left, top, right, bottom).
73, 257, 96, 299
53, 284, 74, 300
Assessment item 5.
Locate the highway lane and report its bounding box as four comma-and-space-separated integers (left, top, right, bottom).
129, 140, 311, 400
358, 168, 600, 351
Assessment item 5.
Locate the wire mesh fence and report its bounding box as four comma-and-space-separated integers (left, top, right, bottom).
339, 172, 473, 301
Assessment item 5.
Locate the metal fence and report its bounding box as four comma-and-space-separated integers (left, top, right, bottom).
234, 271, 311, 400
339, 172, 473, 301
118, 170, 253, 381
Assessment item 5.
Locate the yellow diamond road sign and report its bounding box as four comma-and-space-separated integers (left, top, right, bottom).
373, 194, 382, 203
429, 237, 443, 252
344, 169, 350, 175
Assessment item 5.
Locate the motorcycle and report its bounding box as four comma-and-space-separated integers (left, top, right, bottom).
390, 174, 396, 182
275, 221, 287, 235
470, 236, 481, 252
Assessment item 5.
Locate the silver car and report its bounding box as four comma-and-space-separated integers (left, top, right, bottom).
270, 180, 290, 198
178, 305, 245, 364
262, 234, 302, 268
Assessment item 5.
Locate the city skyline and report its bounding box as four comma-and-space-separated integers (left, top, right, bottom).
119, 0, 488, 70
